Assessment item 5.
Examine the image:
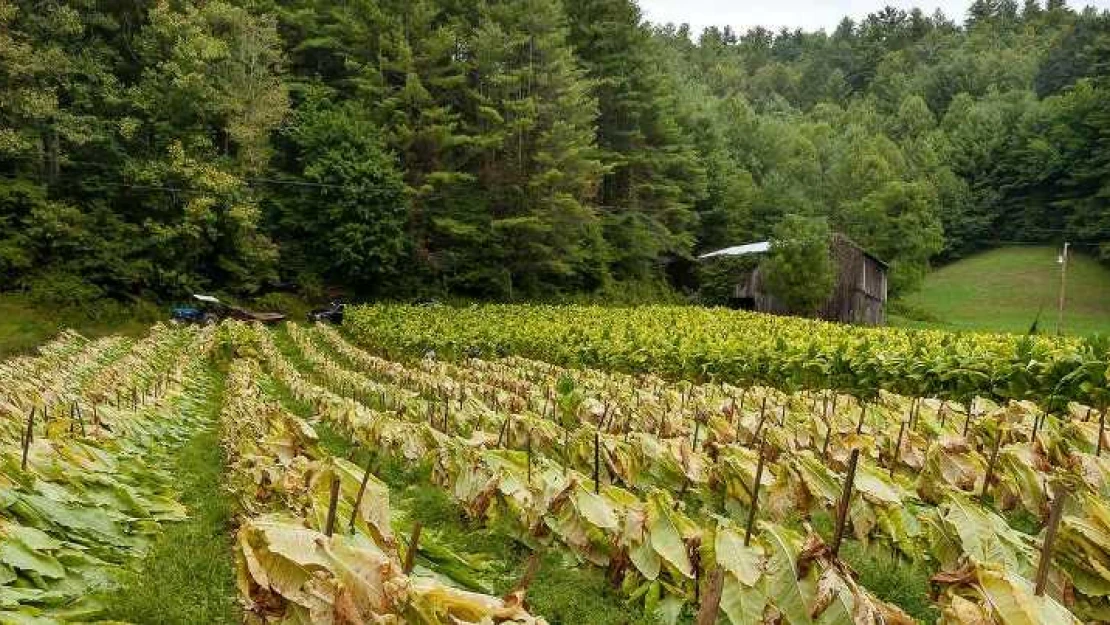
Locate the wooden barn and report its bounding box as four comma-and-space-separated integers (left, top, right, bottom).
699, 233, 888, 325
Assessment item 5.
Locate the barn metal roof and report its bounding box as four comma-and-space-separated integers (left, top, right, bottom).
697, 241, 771, 260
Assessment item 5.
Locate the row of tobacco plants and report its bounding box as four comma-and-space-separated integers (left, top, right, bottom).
234, 319, 1110, 623
346, 304, 1110, 412
0, 324, 219, 621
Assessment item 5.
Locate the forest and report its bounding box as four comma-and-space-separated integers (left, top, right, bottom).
1, 0, 1108, 303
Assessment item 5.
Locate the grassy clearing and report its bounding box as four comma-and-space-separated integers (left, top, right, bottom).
97, 364, 240, 624
0, 294, 156, 358
892, 246, 1110, 336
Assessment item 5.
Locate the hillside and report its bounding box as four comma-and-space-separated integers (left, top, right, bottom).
892, 246, 1110, 335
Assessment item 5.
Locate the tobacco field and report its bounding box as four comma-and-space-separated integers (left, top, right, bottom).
1, 305, 1109, 624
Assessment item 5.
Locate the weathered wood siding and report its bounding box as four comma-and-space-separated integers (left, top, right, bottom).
730, 234, 887, 325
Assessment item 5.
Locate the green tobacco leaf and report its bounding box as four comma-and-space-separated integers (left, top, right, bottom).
0, 539, 65, 580
647, 497, 693, 579
941, 493, 1036, 575
720, 575, 767, 625
759, 523, 814, 625
714, 525, 763, 587
977, 567, 1081, 625
575, 490, 619, 531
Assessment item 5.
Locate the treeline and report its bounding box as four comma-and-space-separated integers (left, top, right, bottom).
1, 0, 1108, 303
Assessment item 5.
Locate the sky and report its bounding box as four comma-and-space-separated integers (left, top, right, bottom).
636, 1, 1110, 34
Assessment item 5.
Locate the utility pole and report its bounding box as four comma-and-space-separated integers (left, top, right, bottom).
1056, 241, 1070, 336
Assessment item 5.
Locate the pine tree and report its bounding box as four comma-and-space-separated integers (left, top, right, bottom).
563, 0, 706, 282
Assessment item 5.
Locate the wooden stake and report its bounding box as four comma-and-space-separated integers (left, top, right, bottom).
348, 457, 375, 531
21, 406, 35, 471
402, 521, 423, 574
497, 415, 510, 448
979, 430, 1003, 504
695, 568, 726, 625
855, 402, 867, 434
1097, 409, 1106, 457
1035, 487, 1068, 596
744, 437, 768, 546
514, 551, 543, 593
750, 396, 768, 446
526, 429, 533, 484
593, 427, 601, 494
831, 449, 860, 559
324, 472, 341, 537
822, 417, 834, 460
75, 402, 85, 436
890, 420, 906, 479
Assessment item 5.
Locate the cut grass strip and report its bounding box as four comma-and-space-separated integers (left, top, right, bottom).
97, 364, 240, 624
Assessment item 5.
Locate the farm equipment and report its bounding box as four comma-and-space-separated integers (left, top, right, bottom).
171, 294, 285, 325
308, 301, 346, 325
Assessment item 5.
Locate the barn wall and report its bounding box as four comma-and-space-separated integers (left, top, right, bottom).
730, 235, 887, 325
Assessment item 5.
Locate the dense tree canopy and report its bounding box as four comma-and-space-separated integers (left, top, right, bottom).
1, 0, 1108, 302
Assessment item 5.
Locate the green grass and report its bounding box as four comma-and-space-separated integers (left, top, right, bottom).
809, 510, 938, 623
0, 292, 315, 359
0, 294, 156, 358
97, 364, 240, 624
892, 246, 1110, 336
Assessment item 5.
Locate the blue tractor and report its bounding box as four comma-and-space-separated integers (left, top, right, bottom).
171, 294, 285, 325
171, 294, 222, 325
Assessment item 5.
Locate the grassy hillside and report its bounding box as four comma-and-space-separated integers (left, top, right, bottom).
892, 246, 1110, 336
0, 295, 158, 357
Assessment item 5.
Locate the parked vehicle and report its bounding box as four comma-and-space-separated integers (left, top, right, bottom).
171, 294, 285, 325
308, 301, 345, 324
